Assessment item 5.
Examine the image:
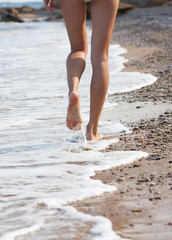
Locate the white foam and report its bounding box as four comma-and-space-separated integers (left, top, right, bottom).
108, 72, 157, 95
0, 20, 155, 240
55, 206, 119, 240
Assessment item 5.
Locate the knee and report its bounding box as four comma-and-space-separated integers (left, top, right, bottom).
91, 52, 108, 67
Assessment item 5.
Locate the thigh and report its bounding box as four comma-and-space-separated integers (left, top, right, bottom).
60, 0, 87, 52
91, 0, 119, 61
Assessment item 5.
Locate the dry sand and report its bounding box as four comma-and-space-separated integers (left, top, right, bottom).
73, 4, 172, 240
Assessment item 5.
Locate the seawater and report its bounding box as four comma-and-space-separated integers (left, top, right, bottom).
0, 1, 44, 9
0, 20, 156, 240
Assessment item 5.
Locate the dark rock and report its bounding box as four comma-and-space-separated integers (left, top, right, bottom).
0, 7, 19, 16
0, 13, 24, 22
137, 177, 151, 182
17, 5, 35, 14
133, 127, 139, 130
149, 196, 162, 201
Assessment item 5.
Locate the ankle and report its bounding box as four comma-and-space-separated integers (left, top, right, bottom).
86, 122, 97, 136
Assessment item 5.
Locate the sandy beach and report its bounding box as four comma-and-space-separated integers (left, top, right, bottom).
0, 1, 171, 239
72, 3, 172, 240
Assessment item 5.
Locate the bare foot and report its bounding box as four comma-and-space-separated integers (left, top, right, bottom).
66, 91, 82, 130
86, 133, 103, 141
86, 124, 103, 141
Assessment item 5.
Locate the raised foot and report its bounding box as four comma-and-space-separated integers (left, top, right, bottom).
66, 91, 82, 131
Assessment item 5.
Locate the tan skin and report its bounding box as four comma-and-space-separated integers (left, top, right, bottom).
43, 0, 119, 140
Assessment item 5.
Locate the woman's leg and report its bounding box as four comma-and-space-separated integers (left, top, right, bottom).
86, 0, 119, 140
60, 0, 88, 130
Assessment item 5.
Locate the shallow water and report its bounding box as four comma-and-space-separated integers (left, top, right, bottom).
0, 20, 156, 240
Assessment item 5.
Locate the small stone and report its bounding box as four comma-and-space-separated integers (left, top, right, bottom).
133, 164, 140, 168
134, 136, 141, 141
117, 177, 125, 182
169, 161, 172, 164
149, 196, 162, 201
132, 209, 142, 213
164, 111, 170, 115
149, 198, 154, 201
154, 191, 161, 195
120, 191, 125, 194
137, 177, 151, 183
129, 176, 137, 179
83, 147, 92, 151
154, 196, 162, 200
168, 222, 172, 226
133, 127, 139, 131
136, 106, 142, 109
149, 182, 156, 186
150, 154, 161, 160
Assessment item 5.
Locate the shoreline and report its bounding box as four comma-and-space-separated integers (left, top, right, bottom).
74, 4, 172, 240
1, 3, 171, 239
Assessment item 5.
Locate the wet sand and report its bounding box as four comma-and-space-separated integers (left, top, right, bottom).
74, 5, 172, 240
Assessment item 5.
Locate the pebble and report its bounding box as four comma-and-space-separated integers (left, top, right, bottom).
117, 177, 125, 182
133, 127, 139, 131
129, 176, 137, 179
153, 191, 161, 195
137, 177, 151, 183
150, 154, 161, 160
132, 209, 142, 213
134, 136, 142, 141
149, 196, 162, 201
133, 164, 141, 167
149, 182, 156, 186
168, 222, 172, 226
120, 191, 125, 194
